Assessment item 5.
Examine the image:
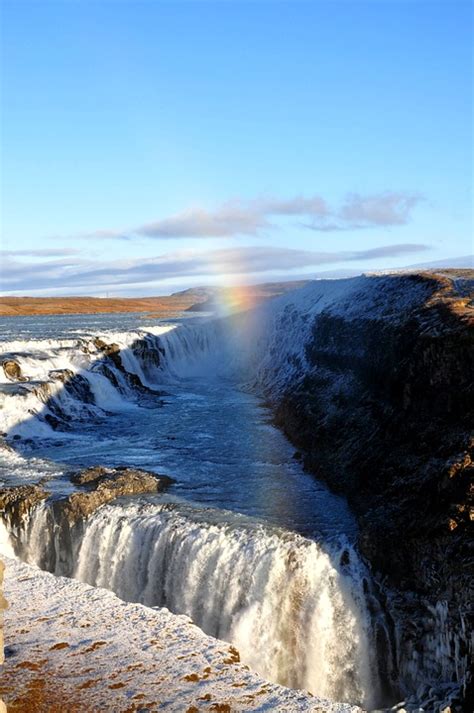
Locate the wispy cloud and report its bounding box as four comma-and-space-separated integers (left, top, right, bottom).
136, 201, 271, 239
73, 191, 422, 241
1, 243, 429, 294
304, 192, 423, 231
0, 248, 81, 258
340, 192, 421, 226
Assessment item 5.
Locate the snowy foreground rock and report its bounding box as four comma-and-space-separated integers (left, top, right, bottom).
1, 557, 361, 713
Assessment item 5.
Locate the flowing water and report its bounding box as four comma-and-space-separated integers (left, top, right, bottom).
0, 312, 391, 709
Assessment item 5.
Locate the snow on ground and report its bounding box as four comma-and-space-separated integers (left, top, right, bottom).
232, 273, 457, 394
1, 557, 362, 713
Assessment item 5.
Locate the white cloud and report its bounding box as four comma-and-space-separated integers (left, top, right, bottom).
339, 192, 422, 227
1, 243, 430, 294
73, 191, 422, 241
0, 248, 81, 258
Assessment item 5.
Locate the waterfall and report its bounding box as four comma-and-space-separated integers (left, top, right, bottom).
0, 315, 394, 709
153, 319, 232, 379
0, 322, 230, 439
0, 331, 164, 437
6, 500, 383, 709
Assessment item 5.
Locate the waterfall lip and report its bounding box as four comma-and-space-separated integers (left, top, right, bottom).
97, 497, 357, 556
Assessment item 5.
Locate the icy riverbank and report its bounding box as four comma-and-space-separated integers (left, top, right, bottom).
0, 556, 361, 713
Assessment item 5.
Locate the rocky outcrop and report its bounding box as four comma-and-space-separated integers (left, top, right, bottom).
2, 360, 28, 382
0, 468, 175, 583
48, 368, 74, 383
61, 466, 174, 523
0, 467, 174, 529
131, 335, 165, 371
91, 337, 162, 395
70, 464, 114, 485
0, 485, 49, 528
93, 337, 121, 356
266, 272, 474, 710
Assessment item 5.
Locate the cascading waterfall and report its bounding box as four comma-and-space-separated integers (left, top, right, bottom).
7, 501, 383, 709
152, 319, 233, 379
0, 333, 158, 438
1, 291, 470, 712
0, 322, 228, 438
0, 316, 393, 709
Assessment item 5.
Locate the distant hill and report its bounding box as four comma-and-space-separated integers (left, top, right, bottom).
0, 280, 309, 317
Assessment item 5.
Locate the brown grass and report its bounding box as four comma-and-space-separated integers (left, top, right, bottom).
1, 672, 88, 712
0, 281, 308, 317
0, 295, 204, 317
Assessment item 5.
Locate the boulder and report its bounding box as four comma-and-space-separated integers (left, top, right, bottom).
2, 360, 28, 383
70, 465, 111, 485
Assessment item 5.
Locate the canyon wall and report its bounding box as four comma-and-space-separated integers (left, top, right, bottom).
0, 559, 7, 713
249, 271, 473, 710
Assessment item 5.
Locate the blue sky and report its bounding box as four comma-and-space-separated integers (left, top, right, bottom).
1, 0, 472, 296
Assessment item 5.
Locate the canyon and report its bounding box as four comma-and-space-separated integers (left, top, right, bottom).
0, 270, 472, 712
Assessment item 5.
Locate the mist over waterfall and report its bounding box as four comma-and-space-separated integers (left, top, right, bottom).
10, 500, 383, 708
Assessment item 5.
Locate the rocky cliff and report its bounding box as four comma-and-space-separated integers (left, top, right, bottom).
0, 559, 7, 713
251, 271, 473, 711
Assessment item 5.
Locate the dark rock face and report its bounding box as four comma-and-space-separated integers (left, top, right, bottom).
92, 338, 129, 378
91, 336, 162, 396
0, 484, 49, 528
271, 272, 474, 709
62, 373, 95, 404
93, 337, 121, 356
48, 368, 74, 383
131, 336, 164, 370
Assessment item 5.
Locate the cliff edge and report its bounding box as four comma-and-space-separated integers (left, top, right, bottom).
243, 271, 473, 710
